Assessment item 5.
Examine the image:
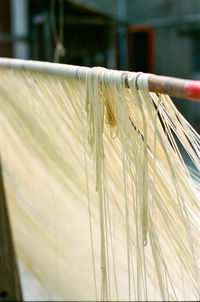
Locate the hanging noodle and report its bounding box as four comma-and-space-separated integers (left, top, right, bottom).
0, 59, 199, 301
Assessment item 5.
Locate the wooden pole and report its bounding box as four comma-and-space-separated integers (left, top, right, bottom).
148, 75, 200, 101
125, 73, 200, 101
0, 58, 200, 101
0, 159, 23, 301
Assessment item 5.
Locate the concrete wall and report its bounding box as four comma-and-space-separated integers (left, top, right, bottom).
155, 27, 194, 78
127, 0, 199, 22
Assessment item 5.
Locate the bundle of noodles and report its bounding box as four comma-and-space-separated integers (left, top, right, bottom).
0, 59, 199, 301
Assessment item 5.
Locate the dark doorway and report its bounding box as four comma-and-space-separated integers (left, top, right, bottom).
127, 26, 155, 73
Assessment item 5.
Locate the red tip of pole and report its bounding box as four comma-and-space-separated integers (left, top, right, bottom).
186, 81, 200, 101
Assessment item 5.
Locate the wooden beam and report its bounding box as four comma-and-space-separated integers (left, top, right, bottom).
0, 159, 22, 301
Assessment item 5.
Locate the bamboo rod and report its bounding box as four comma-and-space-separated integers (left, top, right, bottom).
0, 58, 200, 101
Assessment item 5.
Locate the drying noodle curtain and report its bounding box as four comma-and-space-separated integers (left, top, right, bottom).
0, 59, 199, 301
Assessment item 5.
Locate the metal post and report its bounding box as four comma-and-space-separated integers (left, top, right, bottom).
11, 0, 29, 59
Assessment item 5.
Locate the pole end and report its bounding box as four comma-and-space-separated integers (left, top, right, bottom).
186, 81, 200, 101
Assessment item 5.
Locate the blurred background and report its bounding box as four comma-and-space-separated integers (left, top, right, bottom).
1, 0, 200, 130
